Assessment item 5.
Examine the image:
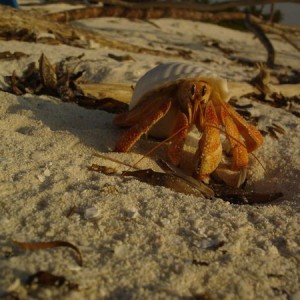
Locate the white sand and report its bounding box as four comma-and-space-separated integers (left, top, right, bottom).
0, 2, 299, 299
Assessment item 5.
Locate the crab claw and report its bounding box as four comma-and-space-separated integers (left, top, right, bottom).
194, 100, 222, 181
213, 163, 248, 187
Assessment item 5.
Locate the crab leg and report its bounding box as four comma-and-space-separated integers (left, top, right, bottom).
114, 99, 172, 152
167, 112, 189, 166
222, 103, 264, 152
194, 100, 222, 180
114, 97, 171, 127
220, 106, 249, 170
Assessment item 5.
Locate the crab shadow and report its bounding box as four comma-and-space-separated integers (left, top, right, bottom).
250, 166, 300, 207
8, 94, 120, 152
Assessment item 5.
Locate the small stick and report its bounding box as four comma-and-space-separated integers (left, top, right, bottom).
244, 13, 275, 68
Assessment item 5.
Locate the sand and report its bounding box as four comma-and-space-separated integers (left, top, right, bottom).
0, 2, 299, 299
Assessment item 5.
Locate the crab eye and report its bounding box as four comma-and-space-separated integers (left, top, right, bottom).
191, 84, 196, 97
201, 85, 207, 97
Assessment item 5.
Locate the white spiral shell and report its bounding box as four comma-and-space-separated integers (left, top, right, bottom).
130, 62, 230, 109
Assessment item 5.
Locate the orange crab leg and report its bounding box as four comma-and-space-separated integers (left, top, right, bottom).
114, 97, 171, 127
167, 112, 189, 166
220, 106, 249, 170
114, 100, 172, 152
194, 100, 222, 180
222, 103, 264, 152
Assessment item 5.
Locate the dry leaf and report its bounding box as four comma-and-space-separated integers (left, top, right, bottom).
211, 184, 283, 205
88, 163, 117, 174
13, 240, 83, 266
26, 271, 78, 290
272, 123, 286, 134
0, 51, 28, 60
108, 53, 134, 61
39, 53, 57, 90
122, 169, 214, 198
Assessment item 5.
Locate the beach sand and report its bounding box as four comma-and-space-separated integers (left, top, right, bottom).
0, 2, 299, 299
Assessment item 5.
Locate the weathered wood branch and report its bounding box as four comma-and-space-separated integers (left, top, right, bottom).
0, 6, 180, 58
45, 2, 300, 35
101, 0, 300, 12
46, 5, 246, 23
44, 2, 300, 59
44, 0, 300, 12
245, 14, 275, 67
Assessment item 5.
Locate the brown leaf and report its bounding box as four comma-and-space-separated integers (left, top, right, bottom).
26, 271, 78, 290
27, 271, 66, 287
165, 47, 193, 59
0, 51, 29, 60
13, 240, 83, 266
211, 184, 283, 205
10, 71, 24, 95
122, 169, 214, 198
39, 53, 57, 90
108, 53, 134, 61
88, 164, 117, 174
267, 126, 279, 139
271, 123, 286, 134
74, 95, 129, 113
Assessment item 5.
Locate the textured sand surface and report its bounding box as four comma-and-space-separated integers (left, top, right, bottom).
0, 2, 299, 300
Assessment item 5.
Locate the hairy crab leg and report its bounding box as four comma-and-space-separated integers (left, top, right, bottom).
194, 100, 222, 181
114, 100, 172, 152
114, 97, 170, 127
220, 106, 249, 170
167, 112, 189, 166
222, 103, 264, 152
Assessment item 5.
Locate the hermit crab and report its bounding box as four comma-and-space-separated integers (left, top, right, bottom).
113, 62, 263, 186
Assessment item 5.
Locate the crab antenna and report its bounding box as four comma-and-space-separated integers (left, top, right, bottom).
123, 125, 189, 174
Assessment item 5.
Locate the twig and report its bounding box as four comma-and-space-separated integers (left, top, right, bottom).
244, 14, 275, 67
99, 0, 300, 12
0, 6, 180, 58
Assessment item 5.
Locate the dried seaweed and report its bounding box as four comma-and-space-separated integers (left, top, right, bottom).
271, 123, 286, 134
13, 240, 83, 266
211, 184, 283, 205
108, 53, 134, 62
5, 53, 128, 113
122, 169, 214, 198
165, 47, 193, 59
39, 53, 57, 90
87, 158, 213, 198
88, 163, 117, 175
92, 155, 283, 205
244, 92, 300, 118
0, 51, 29, 60
26, 271, 78, 290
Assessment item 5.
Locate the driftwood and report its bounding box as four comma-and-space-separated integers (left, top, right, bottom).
78, 83, 132, 104
0, 6, 179, 58
45, 0, 300, 35
244, 14, 275, 67
0, 5, 281, 68
79, 81, 300, 103
44, 1, 300, 67
46, 5, 246, 23
45, 0, 300, 12
44, 3, 300, 45
1, 2, 299, 68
